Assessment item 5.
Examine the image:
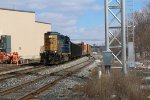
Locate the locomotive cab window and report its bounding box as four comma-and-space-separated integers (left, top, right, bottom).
49, 41, 54, 44
49, 38, 56, 44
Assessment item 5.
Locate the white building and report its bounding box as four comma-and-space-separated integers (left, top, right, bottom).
0, 8, 51, 59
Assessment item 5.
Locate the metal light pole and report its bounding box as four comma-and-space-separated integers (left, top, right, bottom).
104, 0, 113, 76
121, 0, 127, 74
105, 0, 109, 51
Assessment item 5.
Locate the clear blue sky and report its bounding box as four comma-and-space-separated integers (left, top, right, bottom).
0, 0, 148, 45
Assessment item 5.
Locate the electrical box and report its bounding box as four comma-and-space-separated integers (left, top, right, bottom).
103, 51, 113, 65
0, 35, 11, 53
128, 42, 135, 68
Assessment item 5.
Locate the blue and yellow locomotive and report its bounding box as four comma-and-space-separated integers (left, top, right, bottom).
40, 32, 71, 65
40, 32, 91, 65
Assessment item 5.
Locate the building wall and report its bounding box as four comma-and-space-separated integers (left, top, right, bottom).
0, 9, 51, 59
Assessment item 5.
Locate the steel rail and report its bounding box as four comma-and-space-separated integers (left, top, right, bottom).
19, 57, 94, 100
0, 57, 94, 97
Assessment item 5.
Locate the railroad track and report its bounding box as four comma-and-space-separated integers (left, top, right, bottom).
0, 57, 88, 83
0, 65, 48, 83
0, 63, 37, 74
0, 64, 24, 72
0, 67, 45, 83
0, 61, 39, 76
0, 57, 85, 79
0, 57, 94, 100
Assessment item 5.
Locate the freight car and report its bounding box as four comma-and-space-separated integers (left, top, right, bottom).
87, 44, 92, 56
78, 42, 92, 56
40, 32, 91, 65
70, 42, 82, 59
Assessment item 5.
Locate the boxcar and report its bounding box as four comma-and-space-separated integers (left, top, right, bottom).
87, 44, 92, 55
77, 42, 85, 55
82, 44, 92, 56
70, 42, 82, 59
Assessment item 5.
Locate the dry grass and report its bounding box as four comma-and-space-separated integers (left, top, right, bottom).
75, 67, 149, 100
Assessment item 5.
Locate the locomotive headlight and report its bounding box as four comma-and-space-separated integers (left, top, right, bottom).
55, 51, 57, 53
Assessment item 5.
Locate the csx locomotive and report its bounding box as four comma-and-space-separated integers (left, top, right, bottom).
40, 32, 91, 65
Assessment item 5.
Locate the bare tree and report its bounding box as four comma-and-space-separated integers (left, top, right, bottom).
134, 3, 150, 63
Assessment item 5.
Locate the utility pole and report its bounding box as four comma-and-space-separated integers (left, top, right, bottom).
104, 0, 127, 75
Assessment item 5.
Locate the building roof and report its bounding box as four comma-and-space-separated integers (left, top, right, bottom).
46, 32, 60, 35
35, 21, 51, 25
0, 8, 35, 13
0, 8, 51, 25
